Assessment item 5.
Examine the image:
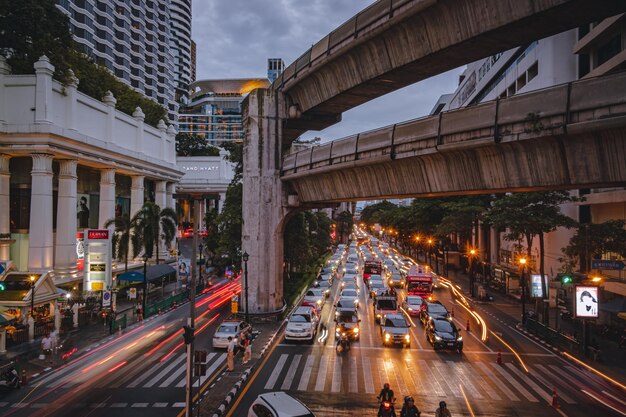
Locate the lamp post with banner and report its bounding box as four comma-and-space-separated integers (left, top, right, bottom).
242, 252, 250, 324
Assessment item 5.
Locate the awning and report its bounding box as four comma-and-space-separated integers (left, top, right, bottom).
599, 296, 626, 314
117, 264, 177, 283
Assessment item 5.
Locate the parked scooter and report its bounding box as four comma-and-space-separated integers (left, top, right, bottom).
0, 364, 20, 389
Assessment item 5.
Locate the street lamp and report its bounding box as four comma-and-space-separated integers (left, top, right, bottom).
519, 258, 527, 324
142, 254, 149, 319
427, 239, 433, 268
29, 275, 36, 318
469, 249, 476, 297
242, 252, 250, 324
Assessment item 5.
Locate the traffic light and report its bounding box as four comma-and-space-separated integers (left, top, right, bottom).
561, 275, 572, 285
182, 325, 195, 344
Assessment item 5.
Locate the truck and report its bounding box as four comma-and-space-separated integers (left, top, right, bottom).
406, 265, 433, 298
363, 258, 383, 284
374, 295, 398, 323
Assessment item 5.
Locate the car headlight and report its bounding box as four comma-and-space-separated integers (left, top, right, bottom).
385, 333, 391, 341
407, 307, 413, 311
336, 331, 340, 337
376, 314, 381, 318
404, 334, 410, 341
353, 299, 358, 305
457, 336, 463, 341
316, 299, 322, 305
434, 335, 442, 341
353, 327, 359, 333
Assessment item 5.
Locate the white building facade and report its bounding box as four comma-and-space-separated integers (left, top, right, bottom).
0, 56, 183, 287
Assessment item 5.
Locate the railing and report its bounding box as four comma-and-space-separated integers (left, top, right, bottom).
525, 318, 581, 353
281, 71, 626, 178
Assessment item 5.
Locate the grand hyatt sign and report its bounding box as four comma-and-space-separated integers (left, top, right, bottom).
182, 165, 219, 171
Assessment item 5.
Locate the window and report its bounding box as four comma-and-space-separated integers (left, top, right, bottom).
251, 404, 274, 417
10, 188, 30, 231
597, 34, 622, 67
527, 61, 538, 82
516, 73, 527, 91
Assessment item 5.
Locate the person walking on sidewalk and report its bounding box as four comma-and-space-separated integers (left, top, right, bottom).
41, 333, 52, 362
227, 336, 236, 371
242, 330, 252, 364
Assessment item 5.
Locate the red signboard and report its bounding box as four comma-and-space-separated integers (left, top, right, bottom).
87, 230, 109, 239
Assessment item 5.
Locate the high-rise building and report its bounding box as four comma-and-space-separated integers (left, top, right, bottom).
55, 0, 192, 122
178, 78, 270, 145
267, 58, 285, 83
190, 39, 197, 83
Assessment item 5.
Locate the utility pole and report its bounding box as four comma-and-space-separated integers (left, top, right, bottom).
186, 198, 199, 417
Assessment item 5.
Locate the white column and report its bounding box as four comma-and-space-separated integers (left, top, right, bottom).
29, 154, 54, 270
34, 56, 54, 125
133, 107, 145, 153
102, 91, 116, 144
166, 182, 176, 254
130, 176, 145, 218
65, 70, 79, 131
0, 154, 10, 261
0, 57, 10, 127
155, 181, 168, 257
99, 169, 116, 229
54, 160, 78, 273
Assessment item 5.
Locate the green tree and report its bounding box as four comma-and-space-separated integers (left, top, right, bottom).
104, 215, 140, 272
203, 208, 220, 263
561, 220, 626, 272
483, 191, 578, 322
132, 202, 177, 264
436, 196, 493, 249
360, 201, 397, 224
176, 133, 221, 157
284, 213, 312, 272
335, 210, 353, 244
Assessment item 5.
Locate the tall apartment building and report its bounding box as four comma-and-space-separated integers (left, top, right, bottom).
434, 16, 626, 290
55, 0, 193, 122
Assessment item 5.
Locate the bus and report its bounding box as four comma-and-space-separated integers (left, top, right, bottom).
406, 265, 433, 298
363, 258, 383, 283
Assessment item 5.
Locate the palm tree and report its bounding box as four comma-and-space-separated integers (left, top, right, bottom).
105, 214, 141, 272
133, 202, 177, 264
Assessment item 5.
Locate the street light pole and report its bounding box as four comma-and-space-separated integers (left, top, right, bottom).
142, 255, 148, 318
242, 252, 250, 324
520, 258, 527, 324
30, 276, 36, 318
469, 249, 476, 297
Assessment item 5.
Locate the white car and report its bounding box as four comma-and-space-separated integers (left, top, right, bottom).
340, 289, 360, 308
303, 288, 326, 307
248, 391, 315, 417
285, 306, 319, 342
212, 320, 251, 349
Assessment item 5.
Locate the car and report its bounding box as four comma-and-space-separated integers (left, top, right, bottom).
335, 299, 357, 314
181, 228, 208, 238
248, 391, 316, 417
334, 310, 361, 341
317, 273, 333, 285
380, 313, 411, 347
426, 317, 463, 352
419, 301, 450, 325
340, 289, 360, 308
212, 320, 251, 348
401, 295, 425, 316
374, 296, 398, 323
313, 280, 331, 297
285, 306, 319, 342
302, 288, 326, 308
388, 273, 405, 288
321, 266, 335, 276
368, 280, 385, 298
342, 281, 359, 293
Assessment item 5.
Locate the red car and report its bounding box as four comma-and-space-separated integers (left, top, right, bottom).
181, 228, 207, 238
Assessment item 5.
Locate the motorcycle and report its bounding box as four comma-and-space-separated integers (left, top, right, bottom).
378, 399, 396, 417
336, 332, 351, 353
0, 365, 20, 389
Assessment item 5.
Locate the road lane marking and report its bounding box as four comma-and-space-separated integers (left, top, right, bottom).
153, 403, 168, 407
459, 384, 476, 417
110, 403, 127, 407
349, 356, 358, 393
362, 355, 375, 394
505, 363, 549, 402
531, 365, 576, 404
314, 355, 329, 391
582, 390, 626, 416
297, 354, 315, 391
331, 355, 342, 393
602, 390, 626, 407
386, 358, 408, 397
432, 361, 462, 398
474, 362, 518, 401
280, 354, 301, 390
490, 363, 536, 401
264, 353, 288, 390
418, 359, 446, 397
128, 354, 176, 388
463, 362, 501, 401
144, 353, 186, 387
451, 361, 482, 400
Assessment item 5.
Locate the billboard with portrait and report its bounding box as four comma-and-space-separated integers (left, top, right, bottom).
178, 258, 190, 278
575, 286, 599, 318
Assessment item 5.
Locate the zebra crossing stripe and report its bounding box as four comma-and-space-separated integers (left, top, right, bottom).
431, 362, 462, 398
418, 359, 446, 397
175, 353, 226, 388
463, 362, 501, 401
281, 354, 302, 390
144, 354, 186, 388
403, 358, 425, 395
110, 403, 127, 408
475, 362, 519, 401
491, 363, 537, 401
331, 355, 342, 393
128, 354, 178, 388
265, 354, 288, 390
349, 356, 358, 393
314, 355, 329, 391
450, 361, 482, 400
297, 355, 315, 391
531, 365, 576, 404
504, 363, 547, 402
361, 355, 375, 394
386, 359, 408, 397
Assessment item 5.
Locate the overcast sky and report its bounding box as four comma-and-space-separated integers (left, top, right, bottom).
192, 0, 464, 142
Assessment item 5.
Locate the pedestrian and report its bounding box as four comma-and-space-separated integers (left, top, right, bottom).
41, 333, 52, 362
227, 336, 236, 371
243, 331, 252, 364
136, 305, 143, 322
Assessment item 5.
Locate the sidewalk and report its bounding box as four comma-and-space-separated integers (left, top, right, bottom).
1, 280, 190, 382
439, 262, 626, 382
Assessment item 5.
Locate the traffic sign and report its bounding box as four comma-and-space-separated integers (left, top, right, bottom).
592, 260, 625, 270
102, 290, 111, 307
0, 262, 5, 274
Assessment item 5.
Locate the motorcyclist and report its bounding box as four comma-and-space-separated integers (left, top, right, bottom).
377, 383, 395, 416
336, 323, 350, 352
400, 396, 420, 417
435, 401, 451, 417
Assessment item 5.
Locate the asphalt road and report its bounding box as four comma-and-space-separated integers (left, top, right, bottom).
0, 279, 241, 417
226, 270, 626, 417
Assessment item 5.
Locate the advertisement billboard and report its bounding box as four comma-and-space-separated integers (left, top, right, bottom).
531, 274, 547, 298
575, 286, 599, 318
178, 258, 190, 277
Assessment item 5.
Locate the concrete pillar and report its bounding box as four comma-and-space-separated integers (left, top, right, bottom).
34, 56, 54, 125
478, 220, 487, 261
72, 303, 79, 328
54, 303, 61, 332
133, 107, 145, 153
102, 91, 117, 143
242, 89, 292, 313
155, 181, 168, 256
490, 227, 499, 264
65, 70, 79, 131
28, 316, 34, 342
29, 153, 54, 270
130, 176, 145, 218
0, 57, 11, 127
99, 169, 116, 229
54, 160, 78, 273
166, 182, 176, 254
0, 154, 10, 261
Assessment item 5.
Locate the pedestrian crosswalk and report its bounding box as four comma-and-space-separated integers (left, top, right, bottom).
258, 350, 600, 404
36, 352, 227, 390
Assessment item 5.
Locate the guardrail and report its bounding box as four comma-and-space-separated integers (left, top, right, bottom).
525, 318, 581, 354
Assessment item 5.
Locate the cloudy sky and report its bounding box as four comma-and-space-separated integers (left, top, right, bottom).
192, 0, 464, 141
